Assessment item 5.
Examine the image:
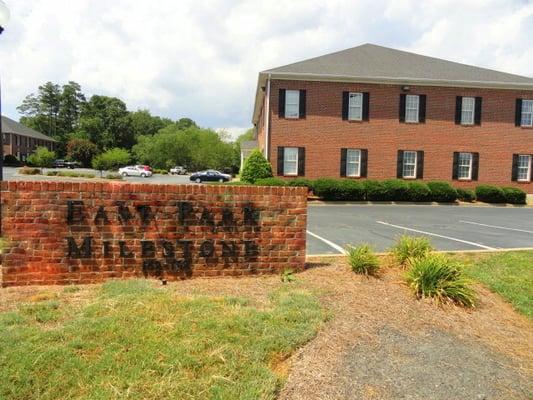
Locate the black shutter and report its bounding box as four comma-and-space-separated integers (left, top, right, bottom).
419, 95, 427, 123
474, 97, 482, 125
511, 154, 519, 181
399, 94, 406, 123
455, 96, 462, 124
416, 151, 424, 179
397, 150, 404, 178
299, 90, 306, 119
452, 152, 459, 179
515, 99, 523, 127
297, 147, 305, 176
472, 153, 479, 181
277, 147, 284, 176
278, 90, 286, 118
363, 92, 370, 121
361, 149, 368, 177
340, 148, 347, 177
342, 92, 349, 120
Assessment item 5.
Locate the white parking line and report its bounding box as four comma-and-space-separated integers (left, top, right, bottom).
459, 220, 533, 234
376, 221, 496, 250
306, 230, 346, 254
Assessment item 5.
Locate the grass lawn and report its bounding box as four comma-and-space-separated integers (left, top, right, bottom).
461, 251, 533, 319
0, 280, 325, 400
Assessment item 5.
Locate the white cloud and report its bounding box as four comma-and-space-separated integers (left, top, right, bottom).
1, 0, 532, 133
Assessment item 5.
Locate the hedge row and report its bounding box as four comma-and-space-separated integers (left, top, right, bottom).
248, 178, 527, 204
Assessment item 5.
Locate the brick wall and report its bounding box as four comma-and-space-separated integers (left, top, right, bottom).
0, 181, 307, 287
262, 79, 533, 191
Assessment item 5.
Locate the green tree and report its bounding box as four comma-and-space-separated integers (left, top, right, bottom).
240, 149, 272, 183
175, 118, 198, 131
92, 148, 131, 172
59, 81, 86, 134
17, 82, 61, 138
67, 138, 98, 167
26, 147, 56, 170
128, 109, 172, 138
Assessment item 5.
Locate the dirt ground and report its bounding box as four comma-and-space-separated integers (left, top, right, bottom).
1, 259, 532, 400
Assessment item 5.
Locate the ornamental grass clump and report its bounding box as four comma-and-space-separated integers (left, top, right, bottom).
405, 254, 476, 307
391, 235, 433, 266
346, 244, 380, 276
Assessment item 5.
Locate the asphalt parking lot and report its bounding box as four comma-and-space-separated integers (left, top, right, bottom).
307, 204, 533, 255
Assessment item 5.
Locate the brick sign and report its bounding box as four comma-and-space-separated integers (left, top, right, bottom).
0, 181, 307, 287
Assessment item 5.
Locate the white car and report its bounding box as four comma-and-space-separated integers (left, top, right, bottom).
118, 165, 153, 178
170, 166, 187, 175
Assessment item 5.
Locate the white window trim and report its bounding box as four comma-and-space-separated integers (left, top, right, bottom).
285, 90, 300, 119
461, 97, 475, 125
402, 151, 417, 179
348, 92, 363, 121
405, 95, 420, 123
458, 152, 473, 181
521, 100, 533, 127
517, 154, 532, 182
283, 147, 299, 176
346, 149, 361, 177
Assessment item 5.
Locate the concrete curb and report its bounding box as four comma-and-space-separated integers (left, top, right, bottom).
308, 200, 533, 208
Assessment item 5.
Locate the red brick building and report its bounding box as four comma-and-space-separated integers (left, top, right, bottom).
2, 115, 57, 162
252, 44, 533, 191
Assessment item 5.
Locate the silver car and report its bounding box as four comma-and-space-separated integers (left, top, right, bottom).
118, 165, 153, 177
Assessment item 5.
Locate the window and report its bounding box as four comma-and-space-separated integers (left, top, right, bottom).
521, 100, 533, 127
15, 135, 20, 146
405, 95, 419, 123
458, 152, 473, 180
348, 93, 363, 120
283, 147, 298, 175
517, 155, 532, 182
461, 97, 475, 125
402, 151, 417, 178
346, 149, 361, 177
285, 90, 300, 119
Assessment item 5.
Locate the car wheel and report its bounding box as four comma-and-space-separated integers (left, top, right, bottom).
141, 173, 147, 178
121, 172, 127, 177
195, 178, 202, 184
219, 178, 224, 183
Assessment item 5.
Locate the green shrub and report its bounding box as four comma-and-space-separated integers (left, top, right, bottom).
456, 188, 476, 202
381, 179, 410, 201
391, 235, 434, 266
363, 180, 387, 201
407, 182, 431, 202
154, 169, 169, 175
286, 178, 313, 189
280, 269, 296, 283
427, 181, 458, 202
46, 171, 59, 176
4, 154, 22, 166
19, 167, 41, 175
26, 147, 56, 168
92, 148, 131, 171
346, 244, 380, 276
46, 171, 95, 178
475, 185, 506, 203
254, 177, 287, 186
405, 254, 476, 307
312, 178, 341, 200
223, 181, 249, 186
105, 172, 123, 180
338, 180, 365, 201
502, 187, 527, 205
240, 149, 273, 184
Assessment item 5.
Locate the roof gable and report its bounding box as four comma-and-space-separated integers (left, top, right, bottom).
1, 116, 57, 142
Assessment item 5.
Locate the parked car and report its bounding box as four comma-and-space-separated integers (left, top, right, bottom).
189, 170, 231, 183
118, 165, 153, 177
53, 159, 77, 169
170, 166, 187, 175
136, 165, 153, 172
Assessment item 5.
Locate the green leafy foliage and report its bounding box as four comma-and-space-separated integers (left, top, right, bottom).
501, 187, 527, 205
46, 171, 95, 179
381, 179, 410, 201
254, 177, 287, 186
391, 235, 434, 266
26, 147, 56, 168
92, 148, 131, 171
280, 269, 297, 283
104, 172, 123, 180
18, 167, 41, 175
240, 149, 273, 183
475, 185, 506, 203
363, 180, 387, 201
346, 244, 380, 275
66, 139, 98, 167
286, 178, 313, 189
407, 182, 431, 201
406, 254, 476, 307
3, 154, 23, 166
427, 181, 458, 202
456, 188, 476, 202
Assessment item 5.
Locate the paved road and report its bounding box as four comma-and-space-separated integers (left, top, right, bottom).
307, 204, 533, 255
2, 166, 191, 185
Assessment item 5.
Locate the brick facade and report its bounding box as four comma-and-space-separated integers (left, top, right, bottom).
0, 181, 307, 287
257, 79, 533, 191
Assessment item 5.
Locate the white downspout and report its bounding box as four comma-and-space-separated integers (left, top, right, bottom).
265, 74, 271, 160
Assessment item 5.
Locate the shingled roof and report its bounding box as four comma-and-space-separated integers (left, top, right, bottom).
252, 43, 533, 123
1, 116, 57, 142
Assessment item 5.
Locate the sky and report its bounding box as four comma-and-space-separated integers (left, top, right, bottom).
1, 0, 533, 139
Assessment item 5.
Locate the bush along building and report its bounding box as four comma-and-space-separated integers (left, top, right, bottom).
252, 44, 533, 191
2, 115, 57, 163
